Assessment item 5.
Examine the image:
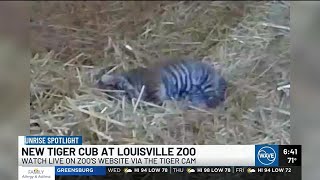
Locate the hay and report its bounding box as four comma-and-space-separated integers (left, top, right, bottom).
30, 1, 290, 146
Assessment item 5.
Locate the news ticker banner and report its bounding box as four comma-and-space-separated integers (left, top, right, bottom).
18, 136, 301, 179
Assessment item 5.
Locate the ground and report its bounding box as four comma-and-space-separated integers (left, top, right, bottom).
30, 1, 290, 146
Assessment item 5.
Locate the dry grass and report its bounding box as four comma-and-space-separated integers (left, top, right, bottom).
30, 1, 290, 146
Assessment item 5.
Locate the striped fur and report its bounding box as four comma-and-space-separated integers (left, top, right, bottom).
96, 59, 227, 109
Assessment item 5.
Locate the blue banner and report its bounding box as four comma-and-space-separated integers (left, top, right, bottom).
55, 166, 106, 176
255, 145, 279, 166
24, 136, 82, 145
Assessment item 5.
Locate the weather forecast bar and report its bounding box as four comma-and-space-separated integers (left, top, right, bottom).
52, 166, 301, 176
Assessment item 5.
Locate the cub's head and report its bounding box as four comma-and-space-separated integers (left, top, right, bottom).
187, 74, 227, 109
95, 73, 140, 101
206, 77, 227, 108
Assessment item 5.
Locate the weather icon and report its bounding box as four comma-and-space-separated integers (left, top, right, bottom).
247, 168, 256, 174
123, 168, 132, 173
186, 168, 195, 173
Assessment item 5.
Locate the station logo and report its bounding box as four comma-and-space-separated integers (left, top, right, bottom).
255, 145, 279, 166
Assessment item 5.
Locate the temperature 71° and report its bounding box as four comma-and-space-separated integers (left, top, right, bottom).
287, 157, 297, 164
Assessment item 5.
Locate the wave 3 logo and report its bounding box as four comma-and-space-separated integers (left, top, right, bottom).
255, 145, 279, 166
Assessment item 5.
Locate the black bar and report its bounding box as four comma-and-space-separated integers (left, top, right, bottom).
279, 145, 302, 166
